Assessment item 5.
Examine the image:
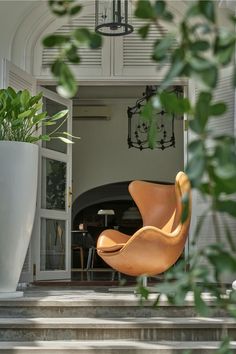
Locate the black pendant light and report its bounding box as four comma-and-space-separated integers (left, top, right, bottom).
127, 86, 183, 151
95, 0, 134, 36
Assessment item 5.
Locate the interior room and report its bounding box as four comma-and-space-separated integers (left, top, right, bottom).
69, 84, 185, 281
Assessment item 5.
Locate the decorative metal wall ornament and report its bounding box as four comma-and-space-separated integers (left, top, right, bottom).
95, 0, 133, 36
127, 86, 183, 151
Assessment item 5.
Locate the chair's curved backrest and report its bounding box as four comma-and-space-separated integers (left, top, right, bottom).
128, 172, 191, 233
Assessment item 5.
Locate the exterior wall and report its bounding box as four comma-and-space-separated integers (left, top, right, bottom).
0, 1, 37, 64
72, 91, 184, 200
0, 1, 232, 77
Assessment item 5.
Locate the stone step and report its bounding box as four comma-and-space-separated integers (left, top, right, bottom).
0, 317, 235, 342
0, 294, 228, 318
0, 340, 236, 354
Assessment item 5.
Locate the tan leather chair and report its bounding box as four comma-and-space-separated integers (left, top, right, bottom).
96, 171, 191, 276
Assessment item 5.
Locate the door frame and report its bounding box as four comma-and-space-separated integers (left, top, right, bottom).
36, 78, 189, 281
33, 86, 72, 281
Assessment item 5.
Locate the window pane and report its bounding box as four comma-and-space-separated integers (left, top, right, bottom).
42, 97, 67, 154
40, 218, 66, 271
41, 157, 66, 211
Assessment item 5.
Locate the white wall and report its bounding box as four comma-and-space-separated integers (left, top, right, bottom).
0, 1, 233, 74
0, 1, 37, 62
72, 87, 184, 200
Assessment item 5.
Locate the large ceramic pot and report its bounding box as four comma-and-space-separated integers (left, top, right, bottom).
0, 141, 38, 298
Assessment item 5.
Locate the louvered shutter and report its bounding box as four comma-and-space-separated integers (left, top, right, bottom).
188, 67, 236, 283
41, 14, 109, 78
1, 58, 36, 284
114, 19, 175, 77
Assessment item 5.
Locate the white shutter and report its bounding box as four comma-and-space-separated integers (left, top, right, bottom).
123, 20, 172, 67
1, 58, 36, 284
42, 15, 102, 68
114, 19, 177, 77
188, 67, 236, 283
2, 59, 36, 93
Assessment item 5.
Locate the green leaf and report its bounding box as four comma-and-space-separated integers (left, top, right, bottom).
65, 45, 80, 64
189, 56, 214, 71
62, 131, 80, 140
215, 41, 235, 66
6, 87, 17, 99
186, 155, 205, 183
199, 0, 215, 23
213, 141, 236, 180
39, 134, 51, 141
135, 0, 155, 19
205, 245, 236, 275
58, 136, 73, 144
18, 110, 32, 119
215, 163, 236, 180
188, 139, 204, 155
154, 0, 166, 15
209, 103, 227, 116
159, 90, 189, 116
189, 40, 210, 52
216, 337, 233, 354
29, 92, 43, 106
33, 112, 47, 124
216, 200, 236, 218
192, 213, 207, 245
51, 59, 62, 76
69, 4, 82, 16
43, 34, 69, 47
73, 28, 90, 43
200, 66, 218, 89
214, 175, 236, 195
186, 3, 201, 17
27, 136, 40, 143
190, 23, 211, 35
181, 192, 190, 223
153, 35, 174, 61
160, 53, 185, 89
52, 60, 77, 98
222, 218, 236, 252
193, 286, 209, 316
51, 109, 68, 120
20, 90, 30, 107
43, 121, 56, 126
148, 119, 157, 149
89, 33, 102, 49
141, 101, 153, 122
138, 24, 150, 39
191, 92, 212, 133
48, 0, 71, 16
162, 11, 173, 22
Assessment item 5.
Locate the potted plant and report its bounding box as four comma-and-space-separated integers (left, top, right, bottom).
0, 87, 72, 297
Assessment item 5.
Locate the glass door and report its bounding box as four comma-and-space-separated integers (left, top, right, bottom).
34, 87, 72, 280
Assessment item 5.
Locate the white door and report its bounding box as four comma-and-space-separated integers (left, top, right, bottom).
187, 67, 236, 282
1, 58, 36, 284
34, 87, 72, 280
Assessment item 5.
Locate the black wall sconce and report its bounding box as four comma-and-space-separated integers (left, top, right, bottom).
127, 86, 183, 151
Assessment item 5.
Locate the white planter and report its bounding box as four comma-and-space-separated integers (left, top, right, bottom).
0, 141, 38, 298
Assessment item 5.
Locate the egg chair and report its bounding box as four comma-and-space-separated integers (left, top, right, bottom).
96, 171, 191, 276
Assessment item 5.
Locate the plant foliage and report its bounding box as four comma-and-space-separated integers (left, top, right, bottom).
45, 0, 236, 351
43, 1, 102, 98
0, 87, 76, 144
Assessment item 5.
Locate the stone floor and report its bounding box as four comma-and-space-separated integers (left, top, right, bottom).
12, 284, 220, 304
